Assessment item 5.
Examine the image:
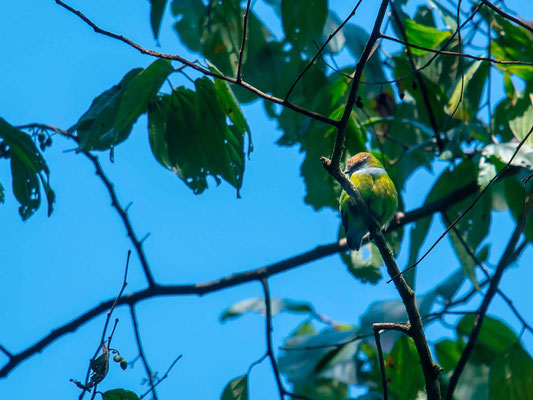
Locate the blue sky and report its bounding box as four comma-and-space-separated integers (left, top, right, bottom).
0, 1, 532, 399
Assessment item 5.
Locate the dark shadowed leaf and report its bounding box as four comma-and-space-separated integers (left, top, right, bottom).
489, 343, 533, 400
147, 77, 251, 195
220, 297, 313, 322
281, 0, 327, 49
221, 375, 248, 400
102, 389, 140, 400
77, 68, 142, 151
171, 0, 205, 52
504, 176, 533, 242
386, 336, 425, 400
150, 0, 167, 39
115, 59, 174, 134
341, 241, 383, 284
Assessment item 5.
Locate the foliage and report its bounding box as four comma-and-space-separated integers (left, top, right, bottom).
2, 0, 533, 399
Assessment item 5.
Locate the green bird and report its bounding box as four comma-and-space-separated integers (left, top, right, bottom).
340, 152, 398, 251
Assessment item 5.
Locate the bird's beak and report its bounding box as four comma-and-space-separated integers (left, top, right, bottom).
343, 169, 350, 175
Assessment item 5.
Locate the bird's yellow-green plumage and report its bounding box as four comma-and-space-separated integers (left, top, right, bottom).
340, 152, 398, 251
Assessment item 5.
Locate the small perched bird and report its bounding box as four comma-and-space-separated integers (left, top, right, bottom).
340, 152, 398, 251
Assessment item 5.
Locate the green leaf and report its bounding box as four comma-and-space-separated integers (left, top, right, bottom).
77, 68, 142, 151
220, 297, 313, 322
489, 344, 533, 400
0, 181, 4, 204
150, 0, 167, 40
404, 18, 451, 56
0, 118, 55, 219
385, 337, 425, 400
435, 339, 465, 371
434, 268, 465, 302
447, 60, 489, 120
504, 177, 533, 242
115, 59, 174, 134
293, 379, 348, 400
221, 375, 248, 400
509, 96, 533, 146
102, 389, 140, 400
457, 315, 519, 364
147, 77, 251, 195
482, 142, 533, 170
281, 0, 328, 49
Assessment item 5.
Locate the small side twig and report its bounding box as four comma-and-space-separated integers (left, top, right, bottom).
130, 306, 158, 400
140, 354, 183, 399
236, 0, 252, 82
373, 323, 410, 400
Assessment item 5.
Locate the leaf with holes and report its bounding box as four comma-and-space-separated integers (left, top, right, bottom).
0, 118, 54, 220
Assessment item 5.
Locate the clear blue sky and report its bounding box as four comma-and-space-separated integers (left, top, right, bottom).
0, 1, 531, 399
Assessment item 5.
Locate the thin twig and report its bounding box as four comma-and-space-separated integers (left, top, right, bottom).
481, 0, 533, 33
140, 355, 183, 399
236, 0, 252, 82
78, 250, 131, 398
373, 323, 410, 400
445, 220, 526, 399
392, 126, 533, 282
284, 0, 364, 101
378, 34, 532, 65
130, 306, 158, 400
260, 279, 285, 400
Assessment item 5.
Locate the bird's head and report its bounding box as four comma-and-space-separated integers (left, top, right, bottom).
344, 152, 383, 176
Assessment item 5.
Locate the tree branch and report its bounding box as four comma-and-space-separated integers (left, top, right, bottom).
236, 0, 252, 82
130, 306, 158, 400
445, 220, 526, 399
54, 0, 336, 126
481, 0, 533, 33
379, 34, 533, 65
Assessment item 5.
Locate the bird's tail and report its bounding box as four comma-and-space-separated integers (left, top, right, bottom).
346, 227, 367, 251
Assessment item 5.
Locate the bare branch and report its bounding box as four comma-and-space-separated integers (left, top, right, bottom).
481, 0, 533, 33
130, 306, 157, 400
379, 34, 533, 66
260, 279, 285, 400
284, 0, 364, 101
236, 0, 252, 82
140, 355, 183, 399
54, 0, 336, 126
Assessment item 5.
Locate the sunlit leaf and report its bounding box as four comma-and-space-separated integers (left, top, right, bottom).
447, 60, 489, 121
404, 18, 451, 56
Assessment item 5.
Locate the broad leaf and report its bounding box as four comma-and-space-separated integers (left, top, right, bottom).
147, 77, 251, 195
435, 339, 465, 371
281, 0, 328, 49
77, 68, 142, 151
115, 59, 174, 134
509, 96, 533, 146
447, 61, 489, 121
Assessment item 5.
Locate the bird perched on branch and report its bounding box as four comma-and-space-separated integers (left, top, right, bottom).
340, 152, 398, 251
